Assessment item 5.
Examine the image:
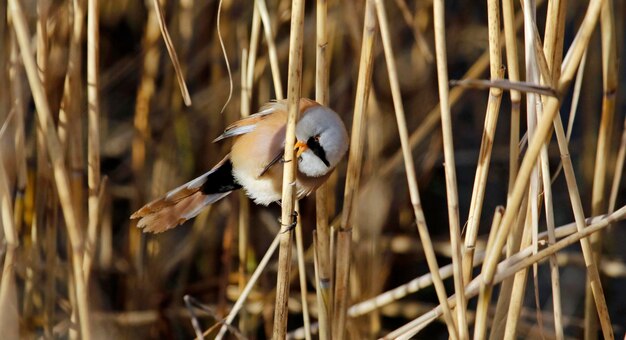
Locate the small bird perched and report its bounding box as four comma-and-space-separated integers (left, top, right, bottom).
131, 99, 349, 233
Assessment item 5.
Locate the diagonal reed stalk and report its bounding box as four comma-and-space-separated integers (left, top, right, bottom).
374, 0, 459, 338
385, 205, 626, 339
256, 0, 284, 100
480, 0, 614, 338
273, 0, 306, 337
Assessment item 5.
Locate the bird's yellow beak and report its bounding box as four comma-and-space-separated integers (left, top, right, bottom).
294, 140, 308, 158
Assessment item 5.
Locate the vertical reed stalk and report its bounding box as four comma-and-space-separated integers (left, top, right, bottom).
542, 1, 567, 337
482, 1, 614, 338
473, 207, 504, 340
432, 0, 468, 337
463, 0, 504, 283
0, 152, 18, 338
314, 0, 332, 338
9, 0, 92, 337
333, 0, 377, 337
84, 0, 101, 283
272, 0, 306, 337
585, 0, 619, 336
375, 0, 459, 338
238, 48, 251, 334
294, 203, 312, 340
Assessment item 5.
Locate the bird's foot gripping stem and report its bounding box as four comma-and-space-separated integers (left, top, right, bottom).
278, 211, 298, 233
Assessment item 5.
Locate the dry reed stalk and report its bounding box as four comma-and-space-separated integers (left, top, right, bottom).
215, 233, 281, 339
431, 0, 468, 337
131, 1, 161, 178
503, 204, 533, 338
481, 0, 602, 295
0, 148, 18, 337
256, 0, 284, 100
487, 0, 523, 333
541, 1, 567, 337
385, 205, 626, 339
608, 118, 626, 214
238, 48, 251, 334
312, 233, 329, 340
481, 0, 614, 337
473, 207, 504, 340
294, 202, 312, 340
247, 5, 261, 101
314, 0, 332, 338
8, 0, 92, 338
463, 0, 504, 285
332, 0, 377, 337
374, 0, 459, 338
519, 2, 542, 338
393, 0, 433, 62
151, 0, 191, 106
83, 0, 101, 283
585, 0, 619, 336
378, 2, 533, 182
272, 0, 306, 337
502, 0, 521, 201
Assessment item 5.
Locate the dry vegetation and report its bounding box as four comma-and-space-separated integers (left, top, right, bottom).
0, 0, 625, 339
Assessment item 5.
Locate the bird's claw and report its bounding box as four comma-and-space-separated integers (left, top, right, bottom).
278, 211, 299, 233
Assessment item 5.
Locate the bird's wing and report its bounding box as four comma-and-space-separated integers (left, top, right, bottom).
259, 148, 284, 177
213, 99, 320, 142
213, 102, 285, 142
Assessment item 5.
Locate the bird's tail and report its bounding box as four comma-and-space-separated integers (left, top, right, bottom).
130, 156, 241, 233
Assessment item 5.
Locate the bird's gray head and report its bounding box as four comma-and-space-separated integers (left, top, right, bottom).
295, 105, 349, 177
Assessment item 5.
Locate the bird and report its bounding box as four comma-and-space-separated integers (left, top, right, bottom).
130, 98, 349, 233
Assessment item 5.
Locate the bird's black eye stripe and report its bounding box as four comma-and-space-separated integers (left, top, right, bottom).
307, 136, 330, 167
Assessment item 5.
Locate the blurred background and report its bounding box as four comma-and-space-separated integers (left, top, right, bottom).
1, 0, 625, 338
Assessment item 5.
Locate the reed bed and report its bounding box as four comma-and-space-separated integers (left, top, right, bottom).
1, 0, 625, 339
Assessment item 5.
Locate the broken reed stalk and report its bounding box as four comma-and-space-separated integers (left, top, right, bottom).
333, 0, 377, 337
374, 0, 459, 338
481, 0, 615, 338
8, 0, 92, 338
84, 0, 101, 283
256, 0, 284, 100
314, 0, 332, 338
463, 0, 504, 284
272, 0, 306, 337
431, 0, 468, 338
151, 0, 191, 106
586, 0, 619, 336
386, 205, 626, 339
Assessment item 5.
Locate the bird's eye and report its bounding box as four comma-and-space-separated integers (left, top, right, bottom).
314, 135, 320, 142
